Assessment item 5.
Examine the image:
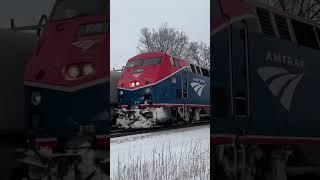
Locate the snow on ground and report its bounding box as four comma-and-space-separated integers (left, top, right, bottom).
110, 125, 210, 180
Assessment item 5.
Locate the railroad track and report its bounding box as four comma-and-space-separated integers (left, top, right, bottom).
110, 121, 209, 138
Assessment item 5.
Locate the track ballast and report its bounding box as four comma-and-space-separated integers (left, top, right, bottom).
110, 120, 209, 138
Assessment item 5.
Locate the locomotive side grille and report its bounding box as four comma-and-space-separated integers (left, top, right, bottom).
274, 14, 291, 41
257, 8, 275, 37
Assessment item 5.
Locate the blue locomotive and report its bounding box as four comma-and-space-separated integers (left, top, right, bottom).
212, 0, 320, 179
117, 52, 210, 128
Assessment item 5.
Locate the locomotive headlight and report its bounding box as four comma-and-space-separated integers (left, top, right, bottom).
31, 92, 42, 106
83, 64, 95, 76
129, 82, 135, 88
67, 65, 80, 79
129, 81, 140, 88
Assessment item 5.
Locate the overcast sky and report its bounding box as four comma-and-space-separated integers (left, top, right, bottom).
0, 0, 54, 29
110, 0, 210, 70
0, 0, 209, 70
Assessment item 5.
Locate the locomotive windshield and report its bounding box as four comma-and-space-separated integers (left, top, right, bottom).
50, 0, 107, 21
126, 58, 162, 68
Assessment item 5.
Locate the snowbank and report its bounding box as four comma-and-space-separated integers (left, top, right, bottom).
110, 125, 210, 180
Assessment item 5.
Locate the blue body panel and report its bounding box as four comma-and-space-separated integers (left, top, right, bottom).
25, 82, 109, 139
212, 20, 320, 138
119, 68, 210, 108
249, 36, 319, 137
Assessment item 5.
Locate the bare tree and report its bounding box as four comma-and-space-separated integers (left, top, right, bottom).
257, 0, 320, 22
137, 23, 189, 57
137, 23, 210, 68
198, 42, 210, 68
184, 42, 210, 68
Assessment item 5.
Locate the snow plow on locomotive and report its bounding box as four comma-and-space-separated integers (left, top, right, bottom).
116, 52, 210, 129
212, 0, 320, 179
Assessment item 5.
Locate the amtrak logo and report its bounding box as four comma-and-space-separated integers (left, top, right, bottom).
132, 73, 141, 78
72, 38, 103, 52
257, 66, 304, 111
266, 51, 304, 68
191, 82, 206, 96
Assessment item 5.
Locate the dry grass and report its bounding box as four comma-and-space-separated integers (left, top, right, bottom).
111, 140, 210, 180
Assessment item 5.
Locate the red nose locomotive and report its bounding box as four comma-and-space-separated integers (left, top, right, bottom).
212, 0, 320, 179
21, 0, 109, 177
24, 0, 109, 146
117, 52, 210, 129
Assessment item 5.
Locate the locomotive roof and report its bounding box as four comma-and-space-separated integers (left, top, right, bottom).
213, 0, 320, 32
129, 52, 209, 70
213, 0, 320, 50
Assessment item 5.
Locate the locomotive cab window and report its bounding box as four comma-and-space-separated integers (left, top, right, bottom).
173, 58, 181, 67
170, 57, 174, 66
144, 58, 162, 66
50, 0, 107, 21
126, 58, 162, 68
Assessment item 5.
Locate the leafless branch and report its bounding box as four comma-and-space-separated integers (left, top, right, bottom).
137, 23, 210, 68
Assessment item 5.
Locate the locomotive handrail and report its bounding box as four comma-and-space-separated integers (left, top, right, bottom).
10, 14, 48, 36
242, 20, 251, 117
228, 22, 234, 117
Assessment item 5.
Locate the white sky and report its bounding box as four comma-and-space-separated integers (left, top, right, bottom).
110, 0, 210, 70
0, 0, 209, 70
